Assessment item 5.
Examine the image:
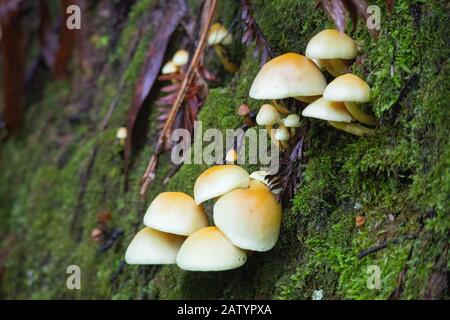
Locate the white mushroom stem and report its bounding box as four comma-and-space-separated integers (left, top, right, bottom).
344, 101, 378, 126
271, 100, 290, 114
328, 121, 375, 136
213, 45, 238, 73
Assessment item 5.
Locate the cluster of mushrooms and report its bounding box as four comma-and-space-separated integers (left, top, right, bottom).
125, 165, 281, 271
161, 49, 189, 75
250, 29, 377, 138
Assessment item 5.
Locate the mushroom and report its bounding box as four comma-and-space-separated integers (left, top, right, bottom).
283, 114, 300, 136
125, 227, 185, 265
225, 148, 238, 164
143, 192, 208, 236
323, 73, 377, 126
172, 49, 189, 67
305, 29, 358, 77
249, 53, 326, 105
274, 125, 290, 148
301, 97, 374, 136
207, 23, 238, 73
176, 226, 247, 271
161, 60, 178, 75
256, 104, 281, 141
213, 180, 282, 252
194, 164, 250, 204
116, 127, 127, 146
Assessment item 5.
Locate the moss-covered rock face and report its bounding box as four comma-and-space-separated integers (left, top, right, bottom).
0, 0, 448, 299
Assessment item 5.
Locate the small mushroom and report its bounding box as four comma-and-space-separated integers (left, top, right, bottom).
356, 215, 365, 228
194, 165, 250, 204
283, 114, 300, 136
302, 97, 374, 136
143, 192, 208, 236
161, 60, 178, 75
305, 29, 358, 77
238, 104, 256, 127
249, 53, 326, 104
274, 125, 290, 148
125, 227, 185, 265
256, 104, 281, 142
207, 23, 237, 73
172, 49, 189, 67
176, 226, 247, 271
91, 228, 103, 242
213, 180, 281, 252
323, 73, 377, 126
116, 127, 127, 146
225, 148, 238, 164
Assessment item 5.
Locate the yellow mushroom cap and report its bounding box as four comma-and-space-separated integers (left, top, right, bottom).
176, 226, 247, 271
305, 29, 358, 60
125, 227, 185, 265
213, 180, 282, 252
274, 126, 290, 141
249, 53, 327, 99
323, 73, 371, 103
284, 114, 301, 127
143, 192, 208, 236
256, 104, 281, 126
194, 165, 250, 204
172, 49, 189, 66
161, 61, 178, 74
302, 97, 352, 122
116, 127, 127, 140
207, 23, 232, 46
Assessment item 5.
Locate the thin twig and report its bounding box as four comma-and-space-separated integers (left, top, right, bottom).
140, 0, 218, 197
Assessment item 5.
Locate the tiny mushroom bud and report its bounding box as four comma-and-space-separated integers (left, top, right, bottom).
283, 114, 300, 136
356, 215, 365, 228
323, 73, 377, 126
161, 60, 178, 74
305, 29, 358, 77
143, 192, 208, 236
194, 165, 250, 204
274, 125, 290, 148
176, 226, 247, 271
225, 148, 238, 164
249, 53, 326, 103
91, 228, 103, 242
172, 49, 189, 67
275, 125, 290, 144
116, 127, 127, 140
238, 104, 251, 116
125, 227, 185, 265
213, 180, 282, 252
